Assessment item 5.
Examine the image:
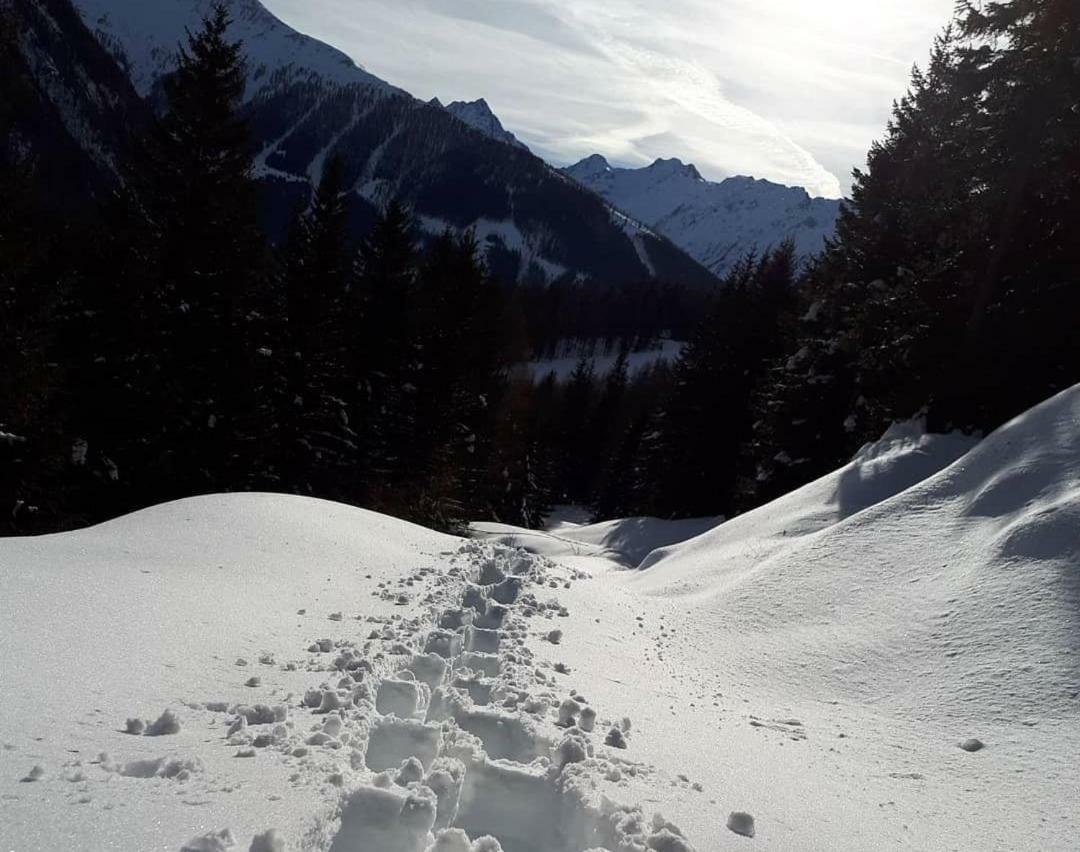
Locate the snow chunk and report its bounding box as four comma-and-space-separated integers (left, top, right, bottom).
726, 811, 756, 838
21, 765, 45, 782
181, 828, 235, 851
248, 829, 286, 852
330, 784, 437, 852
125, 717, 146, 735
425, 828, 472, 852
146, 708, 182, 736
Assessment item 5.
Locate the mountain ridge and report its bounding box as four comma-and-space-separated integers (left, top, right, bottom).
68, 0, 717, 288
565, 153, 843, 278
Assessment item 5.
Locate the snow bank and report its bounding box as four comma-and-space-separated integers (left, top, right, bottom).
4, 385, 1080, 851
524, 387, 1080, 849
471, 515, 721, 568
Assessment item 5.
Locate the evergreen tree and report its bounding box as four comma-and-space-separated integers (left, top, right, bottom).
635, 244, 798, 519
556, 358, 598, 504
121, 2, 266, 496
277, 156, 354, 496
949, 0, 1080, 428
410, 229, 505, 528
351, 200, 419, 507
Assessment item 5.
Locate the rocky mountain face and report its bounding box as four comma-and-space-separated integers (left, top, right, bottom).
442, 99, 527, 150
64, 0, 716, 287
2, 0, 147, 206
565, 154, 843, 278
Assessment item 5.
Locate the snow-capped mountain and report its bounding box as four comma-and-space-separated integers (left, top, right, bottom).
566, 154, 843, 278
74, 0, 394, 97
442, 99, 527, 150
66, 0, 716, 288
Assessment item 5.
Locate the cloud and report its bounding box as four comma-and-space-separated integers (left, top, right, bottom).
262, 0, 955, 198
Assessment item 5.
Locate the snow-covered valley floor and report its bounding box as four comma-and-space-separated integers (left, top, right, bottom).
3, 386, 1080, 851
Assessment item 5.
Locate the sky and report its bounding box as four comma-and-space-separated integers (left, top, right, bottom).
262, 0, 956, 198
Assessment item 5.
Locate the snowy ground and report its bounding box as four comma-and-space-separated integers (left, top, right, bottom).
524, 340, 685, 381
3, 386, 1080, 850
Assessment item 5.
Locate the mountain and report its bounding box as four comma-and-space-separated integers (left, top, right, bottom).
69, 0, 717, 288
565, 154, 843, 278
442, 98, 527, 150
2, 0, 147, 206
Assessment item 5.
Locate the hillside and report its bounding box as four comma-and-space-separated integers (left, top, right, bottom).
67, 0, 717, 287
3, 0, 147, 204
3, 386, 1079, 850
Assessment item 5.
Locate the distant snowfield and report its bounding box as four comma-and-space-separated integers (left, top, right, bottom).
525, 340, 685, 381
3, 387, 1080, 850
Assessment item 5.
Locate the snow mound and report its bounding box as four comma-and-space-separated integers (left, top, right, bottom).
504, 386, 1080, 850
1, 494, 699, 850
635, 385, 1080, 717
636, 417, 976, 577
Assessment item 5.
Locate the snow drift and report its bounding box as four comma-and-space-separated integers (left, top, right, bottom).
2, 385, 1080, 851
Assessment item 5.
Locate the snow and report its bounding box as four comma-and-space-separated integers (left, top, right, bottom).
4, 385, 1080, 850
473, 515, 722, 569
73, 0, 397, 98
472, 386, 1080, 849
565, 156, 842, 278
525, 340, 686, 382
416, 215, 569, 285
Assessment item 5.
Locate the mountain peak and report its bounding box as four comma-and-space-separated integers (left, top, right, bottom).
444, 98, 527, 149
648, 157, 703, 181
565, 154, 613, 181
568, 157, 842, 277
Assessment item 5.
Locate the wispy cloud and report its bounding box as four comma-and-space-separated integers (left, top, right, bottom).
262, 0, 954, 197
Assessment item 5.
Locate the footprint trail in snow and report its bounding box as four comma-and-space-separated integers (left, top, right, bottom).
185, 541, 697, 852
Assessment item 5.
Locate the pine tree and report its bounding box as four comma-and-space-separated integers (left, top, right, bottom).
949, 0, 1080, 428
351, 200, 419, 506
409, 228, 505, 528
556, 358, 598, 504
636, 245, 798, 519
277, 156, 355, 496
121, 2, 266, 496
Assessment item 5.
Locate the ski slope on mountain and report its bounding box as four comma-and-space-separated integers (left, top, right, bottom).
2, 386, 1079, 851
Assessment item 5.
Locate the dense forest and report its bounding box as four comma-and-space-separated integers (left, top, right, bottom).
2, 0, 1078, 535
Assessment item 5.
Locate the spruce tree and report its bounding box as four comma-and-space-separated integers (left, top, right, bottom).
124, 2, 266, 496
636, 245, 797, 519
351, 200, 419, 509
277, 156, 354, 496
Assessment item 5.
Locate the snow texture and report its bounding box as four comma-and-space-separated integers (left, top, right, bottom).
4, 384, 1080, 850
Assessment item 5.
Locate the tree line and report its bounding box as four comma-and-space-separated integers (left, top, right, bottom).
4, 1, 1077, 534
